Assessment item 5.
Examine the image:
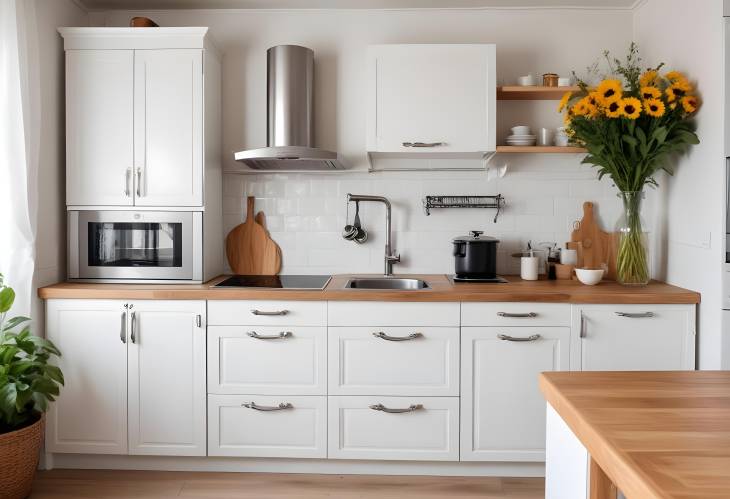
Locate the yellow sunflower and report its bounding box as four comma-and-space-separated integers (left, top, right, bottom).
681, 95, 698, 113
619, 97, 642, 119
571, 99, 591, 117
563, 109, 574, 126
639, 70, 659, 87
557, 91, 572, 112
605, 100, 622, 118
665, 70, 688, 83
595, 79, 623, 106
640, 86, 661, 100
644, 98, 665, 118
665, 80, 693, 102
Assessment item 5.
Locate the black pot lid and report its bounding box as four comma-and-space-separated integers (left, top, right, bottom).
452, 230, 500, 243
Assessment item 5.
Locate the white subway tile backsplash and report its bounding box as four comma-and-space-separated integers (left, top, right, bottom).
224, 162, 656, 275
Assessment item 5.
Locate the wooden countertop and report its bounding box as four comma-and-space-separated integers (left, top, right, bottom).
38, 274, 700, 303
540, 371, 730, 499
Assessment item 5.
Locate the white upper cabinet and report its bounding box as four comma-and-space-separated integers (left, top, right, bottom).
66, 50, 135, 206
366, 44, 496, 156
134, 50, 203, 206
60, 28, 214, 207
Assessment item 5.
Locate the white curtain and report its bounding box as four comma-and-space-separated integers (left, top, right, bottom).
0, 0, 39, 317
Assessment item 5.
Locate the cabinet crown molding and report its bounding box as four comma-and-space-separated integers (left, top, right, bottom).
57, 27, 217, 52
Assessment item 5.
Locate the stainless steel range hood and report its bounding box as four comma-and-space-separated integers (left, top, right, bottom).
234, 45, 345, 170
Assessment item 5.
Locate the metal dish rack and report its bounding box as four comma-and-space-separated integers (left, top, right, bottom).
423, 194, 505, 222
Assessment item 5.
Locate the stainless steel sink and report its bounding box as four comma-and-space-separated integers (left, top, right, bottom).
344, 278, 430, 290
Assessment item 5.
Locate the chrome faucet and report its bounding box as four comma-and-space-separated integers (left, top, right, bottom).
347, 193, 400, 276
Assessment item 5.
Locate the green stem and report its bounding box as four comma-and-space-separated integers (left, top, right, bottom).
616, 192, 649, 285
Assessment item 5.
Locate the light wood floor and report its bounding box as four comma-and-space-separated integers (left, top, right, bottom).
30, 470, 544, 499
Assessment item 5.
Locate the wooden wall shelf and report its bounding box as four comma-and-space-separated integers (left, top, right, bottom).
497, 86, 579, 100
496, 146, 587, 153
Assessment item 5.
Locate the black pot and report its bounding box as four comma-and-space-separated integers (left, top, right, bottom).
452, 231, 499, 279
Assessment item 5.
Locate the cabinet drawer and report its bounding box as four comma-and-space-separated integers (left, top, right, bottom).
328, 302, 459, 327
328, 327, 459, 396
208, 300, 326, 326
461, 303, 571, 327
328, 396, 459, 461
208, 395, 326, 458
208, 326, 326, 395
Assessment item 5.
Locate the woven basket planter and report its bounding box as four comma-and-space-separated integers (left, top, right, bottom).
0, 416, 43, 499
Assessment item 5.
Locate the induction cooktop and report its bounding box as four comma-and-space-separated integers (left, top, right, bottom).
214, 275, 332, 290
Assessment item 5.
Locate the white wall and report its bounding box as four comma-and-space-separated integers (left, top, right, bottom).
634, 0, 726, 369
95, 7, 637, 275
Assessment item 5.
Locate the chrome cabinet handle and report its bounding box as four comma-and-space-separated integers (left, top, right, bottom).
196, 314, 202, 328
242, 402, 294, 411
615, 311, 655, 318
251, 309, 289, 316
124, 168, 132, 197
497, 312, 538, 318
580, 311, 587, 338
402, 141, 445, 148
247, 331, 292, 340
369, 403, 423, 413
135, 168, 142, 197
120, 312, 127, 343
372, 331, 423, 342
130, 311, 137, 343
497, 333, 541, 342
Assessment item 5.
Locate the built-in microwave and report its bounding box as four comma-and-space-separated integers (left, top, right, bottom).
68, 210, 203, 282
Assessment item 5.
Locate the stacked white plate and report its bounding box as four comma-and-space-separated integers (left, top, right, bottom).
505, 134, 536, 146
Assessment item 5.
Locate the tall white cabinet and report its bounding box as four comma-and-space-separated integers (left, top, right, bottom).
45, 299, 206, 456
59, 27, 220, 209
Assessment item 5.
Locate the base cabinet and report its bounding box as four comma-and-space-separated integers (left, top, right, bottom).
46, 299, 206, 456
461, 327, 570, 462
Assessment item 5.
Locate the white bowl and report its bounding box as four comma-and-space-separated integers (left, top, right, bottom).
517, 75, 536, 86
511, 126, 531, 135
575, 268, 605, 286
558, 77, 571, 87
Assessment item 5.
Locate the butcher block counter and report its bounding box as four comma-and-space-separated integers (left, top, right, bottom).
37, 274, 700, 303
540, 371, 730, 499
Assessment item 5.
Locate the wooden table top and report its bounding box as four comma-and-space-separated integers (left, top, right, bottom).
540, 371, 730, 499
37, 274, 700, 303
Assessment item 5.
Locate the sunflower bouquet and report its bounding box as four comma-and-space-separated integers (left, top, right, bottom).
558, 43, 700, 285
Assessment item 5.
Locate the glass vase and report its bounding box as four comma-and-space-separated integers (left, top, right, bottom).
614, 191, 650, 286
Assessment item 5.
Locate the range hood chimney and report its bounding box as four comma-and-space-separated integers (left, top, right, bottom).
234, 45, 345, 170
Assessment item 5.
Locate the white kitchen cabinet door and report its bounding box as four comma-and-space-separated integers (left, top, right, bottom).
367, 44, 496, 153
461, 327, 570, 462
208, 326, 327, 395
328, 327, 459, 396
134, 49, 203, 207
45, 300, 128, 454
573, 304, 696, 371
208, 395, 327, 458
66, 50, 134, 206
328, 396, 459, 461
127, 300, 206, 456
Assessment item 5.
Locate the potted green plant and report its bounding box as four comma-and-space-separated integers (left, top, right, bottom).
0, 274, 63, 499
558, 43, 700, 285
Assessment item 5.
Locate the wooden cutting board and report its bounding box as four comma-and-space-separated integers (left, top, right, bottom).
570, 201, 617, 280
226, 197, 282, 275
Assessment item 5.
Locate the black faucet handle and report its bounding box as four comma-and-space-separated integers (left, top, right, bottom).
470, 230, 484, 238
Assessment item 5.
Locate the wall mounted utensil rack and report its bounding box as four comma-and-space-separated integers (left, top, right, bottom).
423, 195, 505, 222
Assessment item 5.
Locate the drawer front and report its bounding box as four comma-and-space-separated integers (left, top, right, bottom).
328, 327, 459, 396
208, 300, 326, 326
461, 303, 571, 327
208, 326, 326, 395
328, 396, 459, 461
328, 302, 459, 327
208, 395, 326, 458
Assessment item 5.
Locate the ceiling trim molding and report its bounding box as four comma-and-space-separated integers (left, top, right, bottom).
70, 0, 91, 13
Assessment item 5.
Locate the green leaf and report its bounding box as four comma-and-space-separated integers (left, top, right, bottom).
0, 287, 15, 313
2, 316, 30, 331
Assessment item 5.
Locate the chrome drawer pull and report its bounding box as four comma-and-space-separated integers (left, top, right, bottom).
247, 331, 292, 340
615, 311, 655, 318
120, 311, 127, 344
242, 402, 294, 412
251, 309, 289, 316
497, 312, 538, 318
497, 333, 541, 342
130, 311, 137, 344
580, 311, 587, 338
372, 332, 423, 342
369, 403, 423, 414
402, 141, 446, 148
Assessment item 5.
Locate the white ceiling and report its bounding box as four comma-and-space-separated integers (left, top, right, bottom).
76, 0, 641, 11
